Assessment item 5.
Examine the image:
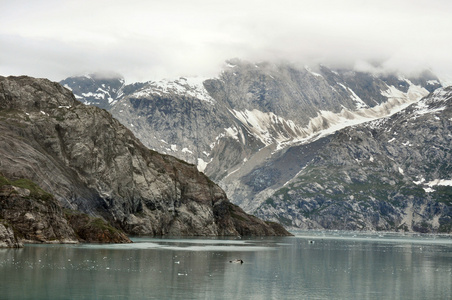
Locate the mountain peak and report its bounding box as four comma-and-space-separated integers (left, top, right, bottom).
0, 75, 291, 239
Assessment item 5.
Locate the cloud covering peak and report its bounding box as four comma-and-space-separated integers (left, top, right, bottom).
1, 0, 451, 83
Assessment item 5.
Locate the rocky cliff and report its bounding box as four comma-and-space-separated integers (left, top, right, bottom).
256, 87, 452, 233
60, 60, 448, 234
0, 75, 291, 245
62, 60, 440, 187
0, 173, 131, 247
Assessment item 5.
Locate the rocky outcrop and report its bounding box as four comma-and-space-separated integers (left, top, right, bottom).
64, 211, 131, 243
256, 87, 452, 233
0, 75, 291, 239
61, 61, 442, 210
59, 61, 447, 234
0, 183, 78, 244
0, 221, 22, 248
0, 174, 132, 247
59, 73, 128, 110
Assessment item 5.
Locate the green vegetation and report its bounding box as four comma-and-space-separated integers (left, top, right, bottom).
0, 174, 54, 202
268, 163, 426, 208
230, 212, 247, 222
89, 217, 122, 234
264, 197, 275, 207
434, 186, 452, 206
0, 174, 10, 187
228, 203, 248, 222
11, 178, 53, 202
64, 209, 124, 237
438, 218, 452, 233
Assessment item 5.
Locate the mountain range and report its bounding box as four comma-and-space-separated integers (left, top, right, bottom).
61, 59, 451, 233
0, 75, 291, 247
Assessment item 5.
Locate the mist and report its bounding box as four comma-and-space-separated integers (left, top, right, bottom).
1, 0, 451, 83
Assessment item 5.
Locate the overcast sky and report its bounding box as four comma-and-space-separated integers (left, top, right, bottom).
1, 0, 451, 83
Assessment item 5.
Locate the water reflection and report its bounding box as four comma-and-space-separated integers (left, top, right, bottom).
0, 232, 451, 299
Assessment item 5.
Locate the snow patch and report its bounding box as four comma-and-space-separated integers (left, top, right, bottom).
414, 101, 446, 116
182, 148, 193, 154
82, 92, 106, 100
231, 109, 304, 146
275, 80, 428, 150
413, 177, 425, 185
225, 78, 429, 156
338, 83, 368, 109
197, 158, 208, 172
427, 179, 452, 187
414, 177, 452, 193
225, 126, 240, 141
381, 83, 428, 103
131, 77, 215, 103
424, 187, 435, 193
305, 66, 323, 78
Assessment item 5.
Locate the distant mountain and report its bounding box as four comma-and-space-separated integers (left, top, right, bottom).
255, 87, 452, 233
60, 73, 134, 110
0, 75, 291, 244
60, 59, 448, 233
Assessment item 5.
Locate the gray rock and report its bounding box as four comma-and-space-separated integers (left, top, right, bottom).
0, 222, 22, 248
59, 60, 445, 234
256, 87, 452, 233
0, 75, 291, 237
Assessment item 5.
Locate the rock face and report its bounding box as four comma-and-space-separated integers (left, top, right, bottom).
256, 87, 452, 233
61, 61, 441, 211
0, 75, 291, 240
61, 60, 447, 232
0, 181, 78, 245
60, 73, 128, 110
0, 173, 131, 247
0, 222, 22, 248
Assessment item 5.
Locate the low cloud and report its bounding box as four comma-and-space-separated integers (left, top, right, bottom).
1, 0, 451, 82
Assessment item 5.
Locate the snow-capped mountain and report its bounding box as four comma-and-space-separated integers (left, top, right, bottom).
60, 59, 449, 233
254, 87, 452, 232
60, 73, 128, 110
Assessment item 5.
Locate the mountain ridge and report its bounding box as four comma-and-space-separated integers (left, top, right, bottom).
255, 87, 452, 232
59, 59, 449, 233
0, 75, 291, 247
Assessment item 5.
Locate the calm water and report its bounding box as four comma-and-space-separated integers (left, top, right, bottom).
0, 231, 451, 299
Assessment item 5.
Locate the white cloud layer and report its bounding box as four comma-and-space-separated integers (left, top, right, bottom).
1, 0, 452, 82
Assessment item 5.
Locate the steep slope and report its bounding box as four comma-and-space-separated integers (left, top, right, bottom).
60, 60, 442, 219
255, 87, 452, 233
62, 61, 439, 174
60, 73, 129, 110
0, 173, 131, 247
0, 75, 291, 237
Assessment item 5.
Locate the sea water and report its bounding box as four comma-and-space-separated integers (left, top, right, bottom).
0, 231, 451, 299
